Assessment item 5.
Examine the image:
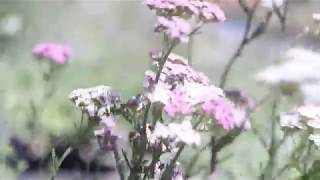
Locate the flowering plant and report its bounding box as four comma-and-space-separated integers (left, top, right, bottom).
66, 1, 256, 179
8, 0, 320, 180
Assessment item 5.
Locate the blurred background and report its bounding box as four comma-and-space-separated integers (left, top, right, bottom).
0, 0, 319, 179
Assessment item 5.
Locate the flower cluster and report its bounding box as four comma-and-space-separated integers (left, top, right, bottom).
69, 85, 121, 121
256, 48, 320, 104
146, 53, 250, 130
69, 85, 121, 150
149, 120, 201, 150
280, 105, 320, 147
146, 0, 225, 43
32, 42, 72, 65
154, 16, 191, 43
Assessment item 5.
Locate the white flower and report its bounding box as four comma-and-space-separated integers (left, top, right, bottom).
279, 112, 304, 129
149, 122, 172, 144
261, 0, 285, 9
297, 105, 320, 119
300, 82, 320, 105
147, 84, 171, 104
309, 134, 320, 147
168, 120, 201, 146
313, 13, 320, 22
69, 85, 120, 120
0, 14, 23, 37
150, 120, 201, 147
183, 82, 224, 105
307, 119, 320, 129
256, 48, 320, 85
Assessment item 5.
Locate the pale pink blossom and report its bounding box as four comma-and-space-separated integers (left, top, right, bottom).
155, 16, 191, 43
32, 42, 72, 64
145, 53, 250, 130
146, 0, 226, 23
164, 88, 193, 116
202, 97, 236, 130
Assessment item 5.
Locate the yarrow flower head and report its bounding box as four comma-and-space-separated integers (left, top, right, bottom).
145, 0, 226, 22
255, 48, 320, 103
146, 0, 225, 43
149, 120, 201, 151
279, 105, 320, 148
32, 42, 72, 64
69, 85, 121, 125
69, 85, 122, 151
155, 16, 192, 43
145, 53, 251, 130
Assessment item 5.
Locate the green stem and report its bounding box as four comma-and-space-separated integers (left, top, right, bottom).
112, 143, 125, 180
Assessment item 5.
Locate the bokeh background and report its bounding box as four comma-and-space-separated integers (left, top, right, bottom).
0, 0, 318, 179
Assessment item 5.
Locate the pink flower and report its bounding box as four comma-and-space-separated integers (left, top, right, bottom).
32, 42, 72, 64
201, 97, 250, 130
202, 97, 236, 130
164, 88, 192, 117
155, 16, 191, 43
199, 1, 226, 22
146, 0, 226, 23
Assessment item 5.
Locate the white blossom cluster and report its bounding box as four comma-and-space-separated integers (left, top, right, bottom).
256, 48, 320, 104
148, 120, 201, 151
280, 105, 320, 147
69, 85, 121, 125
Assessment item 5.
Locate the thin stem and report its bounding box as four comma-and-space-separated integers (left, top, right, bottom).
259, 94, 280, 180
185, 142, 210, 177
112, 143, 125, 180
160, 118, 203, 179
219, 0, 259, 88
188, 36, 194, 66
211, 0, 271, 174
160, 144, 185, 180
129, 40, 177, 180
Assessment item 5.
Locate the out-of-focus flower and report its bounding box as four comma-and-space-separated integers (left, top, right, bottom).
32, 42, 72, 64
313, 13, 320, 22
280, 112, 305, 129
297, 105, 320, 119
69, 85, 121, 121
255, 48, 320, 100
0, 14, 23, 37
256, 48, 320, 86
261, 0, 285, 9
309, 134, 320, 147
280, 105, 320, 130
155, 16, 191, 43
